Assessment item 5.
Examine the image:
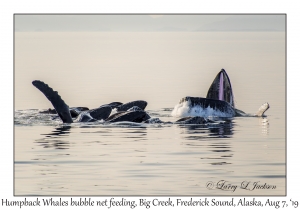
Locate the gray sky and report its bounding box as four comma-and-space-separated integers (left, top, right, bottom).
15, 14, 285, 32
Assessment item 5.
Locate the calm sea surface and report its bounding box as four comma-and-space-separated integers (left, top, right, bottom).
14, 31, 285, 196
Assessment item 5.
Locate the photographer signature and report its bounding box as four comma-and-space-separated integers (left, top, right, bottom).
206, 180, 276, 192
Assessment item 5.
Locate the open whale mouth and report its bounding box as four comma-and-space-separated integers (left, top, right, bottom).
171, 69, 236, 118
206, 69, 234, 108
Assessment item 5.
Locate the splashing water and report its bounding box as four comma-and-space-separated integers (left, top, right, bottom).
171, 100, 235, 118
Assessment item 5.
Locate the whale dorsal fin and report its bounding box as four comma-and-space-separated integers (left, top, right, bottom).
32, 80, 73, 123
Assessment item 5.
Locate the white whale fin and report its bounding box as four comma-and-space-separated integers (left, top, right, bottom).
256, 102, 270, 117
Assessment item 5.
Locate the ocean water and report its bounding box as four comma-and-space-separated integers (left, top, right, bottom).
14, 31, 285, 196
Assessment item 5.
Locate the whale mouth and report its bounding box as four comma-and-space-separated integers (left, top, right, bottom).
206, 69, 235, 108
171, 69, 236, 118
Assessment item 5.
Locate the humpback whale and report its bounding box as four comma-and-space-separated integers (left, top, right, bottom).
32, 80, 208, 125
32, 68, 270, 126
32, 80, 149, 123
172, 69, 269, 118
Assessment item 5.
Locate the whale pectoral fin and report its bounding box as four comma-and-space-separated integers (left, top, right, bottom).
32, 80, 73, 123
256, 102, 270, 117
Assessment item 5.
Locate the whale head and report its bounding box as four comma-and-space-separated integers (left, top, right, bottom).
206, 69, 235, 108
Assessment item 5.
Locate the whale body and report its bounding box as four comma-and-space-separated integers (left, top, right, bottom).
32, 80, 149, 123
172, 69, 269, 118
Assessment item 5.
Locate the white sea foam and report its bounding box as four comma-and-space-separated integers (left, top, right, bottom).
171, 100, 234, 118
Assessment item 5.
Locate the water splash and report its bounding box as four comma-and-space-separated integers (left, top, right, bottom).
171, 100, 234, 118
14, 109, 61, 126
